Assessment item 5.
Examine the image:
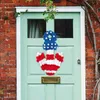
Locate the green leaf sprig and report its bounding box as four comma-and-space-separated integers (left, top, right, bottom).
41, 0, 57, 21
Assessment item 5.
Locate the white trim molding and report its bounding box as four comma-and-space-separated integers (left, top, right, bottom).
16, 6, 85, 100
16, 14, 21, 100
16, 6, 84, 13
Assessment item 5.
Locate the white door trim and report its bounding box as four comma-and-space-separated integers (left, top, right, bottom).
16, 6, 85, 100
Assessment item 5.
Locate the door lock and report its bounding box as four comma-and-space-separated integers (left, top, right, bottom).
77, 59, 81, 65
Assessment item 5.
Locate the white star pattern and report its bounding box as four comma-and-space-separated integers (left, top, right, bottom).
51, 43, 53, 45
43, 31, 58, 50
45, 37, 47, 39
51, 46, 53, 48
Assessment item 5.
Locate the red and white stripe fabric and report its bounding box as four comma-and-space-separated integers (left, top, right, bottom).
36, 50, 64, 76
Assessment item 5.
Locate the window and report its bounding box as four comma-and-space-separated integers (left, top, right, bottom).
27, 18, 73, 38
28, 19, 46, 38
55, 19, 73, 38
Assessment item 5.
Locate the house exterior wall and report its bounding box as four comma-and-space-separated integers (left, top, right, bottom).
0, 0, 100, 100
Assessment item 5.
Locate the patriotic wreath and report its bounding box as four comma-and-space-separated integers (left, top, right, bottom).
36, 30, 64, 76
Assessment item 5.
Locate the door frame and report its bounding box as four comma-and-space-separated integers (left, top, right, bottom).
16, 6, 85, 100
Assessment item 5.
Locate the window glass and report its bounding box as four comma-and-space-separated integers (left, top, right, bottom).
55, 19, 73, 38
28, 19, 46, 38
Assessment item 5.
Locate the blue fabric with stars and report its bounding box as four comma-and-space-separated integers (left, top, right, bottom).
43, 30, 58, 50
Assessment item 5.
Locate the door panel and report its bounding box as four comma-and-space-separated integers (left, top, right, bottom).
27, 46, 74, 75
20, 12, 81, 100
27, 84, 74, 100
27, 46, 44, 75
56, 85, 73, 100
28, 85, 46, 100
56, 46, 74, 75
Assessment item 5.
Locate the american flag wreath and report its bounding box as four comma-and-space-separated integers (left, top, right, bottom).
36, 30, 64, 76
